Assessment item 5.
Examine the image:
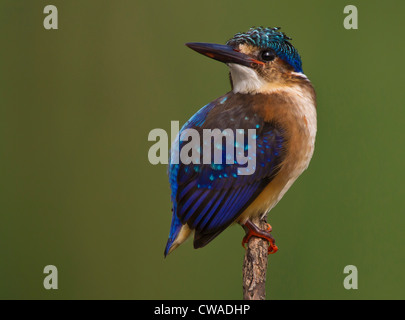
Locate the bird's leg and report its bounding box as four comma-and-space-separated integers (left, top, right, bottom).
241, 219, 278, 254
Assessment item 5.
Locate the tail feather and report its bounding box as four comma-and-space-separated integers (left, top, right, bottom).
193, 222, 231, 249
164, 212, 183, 257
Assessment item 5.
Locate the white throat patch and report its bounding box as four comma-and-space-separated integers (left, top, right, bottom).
228, 63, 266, 94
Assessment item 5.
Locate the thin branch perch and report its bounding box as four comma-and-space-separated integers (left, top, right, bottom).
242, 214, 270, 300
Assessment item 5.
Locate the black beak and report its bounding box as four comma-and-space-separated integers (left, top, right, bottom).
185, 42, 264, 68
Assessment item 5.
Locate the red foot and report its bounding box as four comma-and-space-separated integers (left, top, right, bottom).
242, 220, 278, 254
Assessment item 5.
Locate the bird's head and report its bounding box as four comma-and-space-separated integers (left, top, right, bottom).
186, 27, 305, 94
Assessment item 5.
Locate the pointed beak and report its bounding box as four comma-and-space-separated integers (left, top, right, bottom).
185, 42, 265, 68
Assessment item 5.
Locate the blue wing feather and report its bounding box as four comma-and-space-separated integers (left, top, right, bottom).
165, 93, 286, 253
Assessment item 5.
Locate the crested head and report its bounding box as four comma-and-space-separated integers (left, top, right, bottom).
226, 27, 302, 73
224, 27, 308, 94
185, 26, 310, 94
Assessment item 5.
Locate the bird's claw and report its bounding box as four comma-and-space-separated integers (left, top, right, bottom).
241, 221, 278, 254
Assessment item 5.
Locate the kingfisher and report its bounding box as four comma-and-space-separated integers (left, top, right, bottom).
164, 27, 317, 257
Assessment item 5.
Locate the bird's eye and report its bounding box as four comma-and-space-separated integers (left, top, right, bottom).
260, 50, 276, 62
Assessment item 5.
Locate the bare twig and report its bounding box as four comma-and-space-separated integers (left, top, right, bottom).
242, 214, 270, 300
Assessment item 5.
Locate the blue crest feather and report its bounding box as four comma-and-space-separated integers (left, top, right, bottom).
226, 27, 303, 73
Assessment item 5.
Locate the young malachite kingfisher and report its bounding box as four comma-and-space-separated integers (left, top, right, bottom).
164, 27, 317, 257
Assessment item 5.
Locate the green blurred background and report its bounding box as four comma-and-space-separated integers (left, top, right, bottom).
0, 0, 404, 299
